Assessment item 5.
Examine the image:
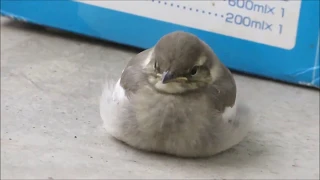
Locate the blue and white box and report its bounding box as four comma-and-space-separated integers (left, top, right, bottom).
1, 0, 319, 88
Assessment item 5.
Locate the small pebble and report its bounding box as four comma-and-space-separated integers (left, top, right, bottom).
74, 136, 77, 139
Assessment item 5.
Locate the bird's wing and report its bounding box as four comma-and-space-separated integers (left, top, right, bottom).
119, 48, 153, 96
100, 48, 153, 127
205, 62, 254, 150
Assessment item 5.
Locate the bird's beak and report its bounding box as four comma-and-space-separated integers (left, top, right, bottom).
161, 71, 173, 84
161, 71, 187, 84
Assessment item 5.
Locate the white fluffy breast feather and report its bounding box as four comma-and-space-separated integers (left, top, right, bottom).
222, 97, 238, 124
219, 93, 254, 152
99, 78, 127, 137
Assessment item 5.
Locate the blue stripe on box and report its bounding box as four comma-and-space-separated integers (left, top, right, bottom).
1, 0, 319, 87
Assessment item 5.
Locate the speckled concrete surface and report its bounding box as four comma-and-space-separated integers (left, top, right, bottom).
1, 17, 319, 179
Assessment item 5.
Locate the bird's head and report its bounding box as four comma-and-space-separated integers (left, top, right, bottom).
144, 31, 220, 94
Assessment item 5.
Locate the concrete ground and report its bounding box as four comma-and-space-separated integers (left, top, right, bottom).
1, 16, 319, 179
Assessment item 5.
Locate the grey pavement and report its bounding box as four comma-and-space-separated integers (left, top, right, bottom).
1, 17, 319, 179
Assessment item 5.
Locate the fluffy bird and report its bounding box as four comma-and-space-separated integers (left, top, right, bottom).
100, 31, 253, 158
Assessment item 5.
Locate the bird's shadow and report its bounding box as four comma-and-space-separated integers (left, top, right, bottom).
104, 129, 271, 169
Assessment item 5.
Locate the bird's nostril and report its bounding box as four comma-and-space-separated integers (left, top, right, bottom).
161, 71, 173, 84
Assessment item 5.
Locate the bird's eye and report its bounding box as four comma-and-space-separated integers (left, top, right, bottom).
190, 66, 199, 76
